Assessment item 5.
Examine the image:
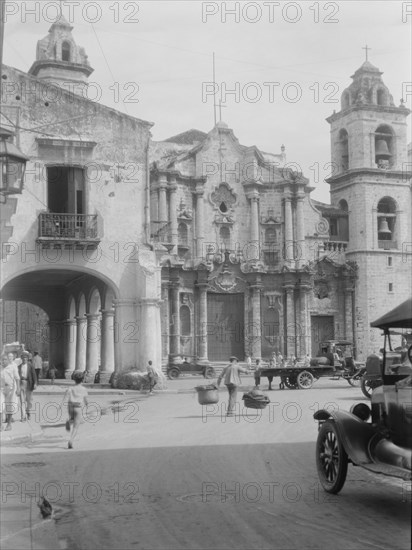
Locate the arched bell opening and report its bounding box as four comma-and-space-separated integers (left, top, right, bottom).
337, 129, 349, 171
377, 196, 397, 249
374, 124, 395, 169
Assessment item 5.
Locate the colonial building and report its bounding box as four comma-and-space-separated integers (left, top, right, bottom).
150, 60, 411, 365
0, 17, 161, 380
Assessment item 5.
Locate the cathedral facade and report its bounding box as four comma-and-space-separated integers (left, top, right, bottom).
150, 61, 411, 365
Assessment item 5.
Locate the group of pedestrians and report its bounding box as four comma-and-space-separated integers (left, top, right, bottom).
0, 350, 38, 431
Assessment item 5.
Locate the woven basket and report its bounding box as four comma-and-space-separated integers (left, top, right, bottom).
195, 385, 219, 405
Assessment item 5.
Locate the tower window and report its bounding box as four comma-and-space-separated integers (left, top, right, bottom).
376, 89, 387, 106
178, 222, 188, 245
388, 283, 393, 293
387, 256, 392, 267
377, 197, 397, 249
375, 124, 394, 169
338, 129, 349, 171
62, 41, 71, 62
219, 226, 231, 249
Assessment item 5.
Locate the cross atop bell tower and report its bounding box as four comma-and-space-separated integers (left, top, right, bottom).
28, 15, 94, 92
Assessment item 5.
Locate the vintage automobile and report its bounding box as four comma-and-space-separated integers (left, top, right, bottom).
167, 356, 215, 380
314, 297, 412, 493
311, 339, 365, 387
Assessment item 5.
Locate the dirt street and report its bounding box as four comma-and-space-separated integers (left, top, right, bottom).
1, 377, 411, 550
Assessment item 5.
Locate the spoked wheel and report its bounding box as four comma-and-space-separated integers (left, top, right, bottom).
316, 421, 348, 494
167, 368, 180, 380
361, 377, 382, 398
283, 375, 298, 389
347, 375, 361, 387
297, 370, 314, 389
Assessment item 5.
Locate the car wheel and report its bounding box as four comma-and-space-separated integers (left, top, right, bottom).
167, 368, 180, 380
347, 376, 361, 387
297, 370, 314, 389
360, 377, 382, 398
204, 367, 215, 379
316, 421, 348, 494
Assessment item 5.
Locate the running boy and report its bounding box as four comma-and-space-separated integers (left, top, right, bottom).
63, 372, 88, 449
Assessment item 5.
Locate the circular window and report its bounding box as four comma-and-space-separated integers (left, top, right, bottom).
220, 202, 228, 213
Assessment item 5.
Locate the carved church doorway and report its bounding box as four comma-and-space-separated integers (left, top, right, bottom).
207, 293, 244, 361
311, 315, 334, 355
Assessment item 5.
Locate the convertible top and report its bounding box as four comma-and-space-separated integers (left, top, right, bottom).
371, 298, 412, 330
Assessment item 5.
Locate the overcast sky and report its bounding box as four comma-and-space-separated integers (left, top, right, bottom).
3, 0, 411, 202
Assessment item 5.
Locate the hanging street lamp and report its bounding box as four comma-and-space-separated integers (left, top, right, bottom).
0, 126, 29, 197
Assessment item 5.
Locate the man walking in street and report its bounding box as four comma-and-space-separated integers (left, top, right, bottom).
217, 356, 250, 417
32, 351, 43, 383
18, 351, 37, 421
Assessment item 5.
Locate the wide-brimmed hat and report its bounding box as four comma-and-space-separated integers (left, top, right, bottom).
229, 356, 238, 362
21, 351, 30, 357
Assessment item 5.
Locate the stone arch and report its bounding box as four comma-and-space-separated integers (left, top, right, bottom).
376, 196, 398, 247
374, 124, 395, 169
78, 293, 86, 317
61, 40, 71, 62
68, 295, 76, 319
88, 287, 102, 315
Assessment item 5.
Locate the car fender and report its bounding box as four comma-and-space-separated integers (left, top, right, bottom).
314, 409, 378, 465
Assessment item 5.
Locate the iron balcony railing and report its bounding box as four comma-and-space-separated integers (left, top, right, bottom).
38, 213, 99, 240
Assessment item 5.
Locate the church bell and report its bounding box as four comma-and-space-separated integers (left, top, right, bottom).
378, 217, 391, 235
375, 139, 391, 158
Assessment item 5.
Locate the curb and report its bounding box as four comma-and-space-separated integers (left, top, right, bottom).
0, 429, 44, 444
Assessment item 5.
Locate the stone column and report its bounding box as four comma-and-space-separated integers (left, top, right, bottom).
161, 282, 170, 366
169, 280, 181, 361
195, 186, 205, 260
85, 313, 100, 379
139, 298, 162, 372
169, 179, 178, 252
100, 309, 115, 383
284, 196, 294, 266
64, 319, 77, 379
299, 286, 310, 358
344, 287, 354, 341
250, 283, 262, 360
285, 285, 296, 357
112, 299, 139, 371
296, 195, 305, 268
75, 316, 87, 372
158, 175, 168, 222
197, 282, 209, 361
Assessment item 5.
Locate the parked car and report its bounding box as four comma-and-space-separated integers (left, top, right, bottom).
167, 356, 215, 380
313, 297, 412, 494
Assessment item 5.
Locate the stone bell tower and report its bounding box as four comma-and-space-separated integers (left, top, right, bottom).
325, 55, 412, 359
28, 15, 93, 92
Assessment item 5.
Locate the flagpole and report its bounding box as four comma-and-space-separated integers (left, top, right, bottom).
213, 52, 217, 126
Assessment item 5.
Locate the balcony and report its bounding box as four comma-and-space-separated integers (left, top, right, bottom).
37, 213, 100, 249
323, 241, 348, 253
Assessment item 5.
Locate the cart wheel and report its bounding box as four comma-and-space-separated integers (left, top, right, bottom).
361, 377, 381, 398
297, 370, 314, 389
283, 375, 298, 389
167, 368, 180, 380
316, 420, 348, 494
204, 367, 215, 379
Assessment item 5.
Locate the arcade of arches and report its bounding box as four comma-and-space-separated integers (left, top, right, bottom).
1, 269, 117, 382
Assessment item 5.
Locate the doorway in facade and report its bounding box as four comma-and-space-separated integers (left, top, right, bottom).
311, 315, 334, 355
207, 293, 244, 361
